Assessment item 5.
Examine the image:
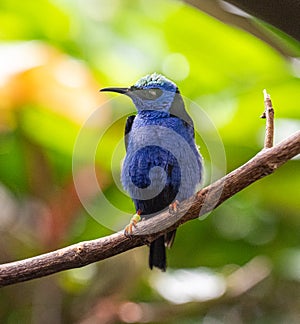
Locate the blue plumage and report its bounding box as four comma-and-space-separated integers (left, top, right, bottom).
101, 73, 202, 271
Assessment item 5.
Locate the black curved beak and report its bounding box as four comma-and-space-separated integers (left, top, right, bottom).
99, 87, 129, 95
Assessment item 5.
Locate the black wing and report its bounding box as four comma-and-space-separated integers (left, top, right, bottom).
124, 115, 136, 151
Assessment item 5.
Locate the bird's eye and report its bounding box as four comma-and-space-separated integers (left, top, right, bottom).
137, 88, 163, 100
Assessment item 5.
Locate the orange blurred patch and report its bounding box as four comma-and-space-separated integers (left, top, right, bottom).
0, 41, 110, 128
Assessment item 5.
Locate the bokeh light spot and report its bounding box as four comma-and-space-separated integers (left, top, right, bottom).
162, 53, 190, 81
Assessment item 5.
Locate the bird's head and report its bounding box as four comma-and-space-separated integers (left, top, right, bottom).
100, 73, 179, 112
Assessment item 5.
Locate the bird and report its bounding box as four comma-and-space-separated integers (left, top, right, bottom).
100, 73, 202, 271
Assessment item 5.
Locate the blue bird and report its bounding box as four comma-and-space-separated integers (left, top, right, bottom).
100, 73, 202, 271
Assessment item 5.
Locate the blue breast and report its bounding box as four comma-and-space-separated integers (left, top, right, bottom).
121, 110, 202, 216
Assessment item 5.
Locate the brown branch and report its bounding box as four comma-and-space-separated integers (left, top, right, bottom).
261, 89, 274, 148
0, 131, 299, 287
1, 93, 300, 287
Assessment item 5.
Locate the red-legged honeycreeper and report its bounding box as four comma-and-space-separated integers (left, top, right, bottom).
100, 73, 202, 271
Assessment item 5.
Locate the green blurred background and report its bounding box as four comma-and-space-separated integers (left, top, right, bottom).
0, 0, 299, 323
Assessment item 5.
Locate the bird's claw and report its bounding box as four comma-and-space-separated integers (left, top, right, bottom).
169, 200, 180, 214
124, 210, 141, 237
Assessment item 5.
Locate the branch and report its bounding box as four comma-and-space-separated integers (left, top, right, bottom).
261, 89, 274, 148
1, 111, 300, 287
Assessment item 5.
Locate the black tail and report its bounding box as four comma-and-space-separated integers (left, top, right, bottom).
149, 236, 166, 271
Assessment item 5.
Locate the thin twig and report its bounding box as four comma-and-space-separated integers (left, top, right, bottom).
261, 89, 274, 148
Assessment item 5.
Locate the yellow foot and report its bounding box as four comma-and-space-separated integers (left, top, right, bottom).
169, 200, 180, 214
124, 210, 142, 237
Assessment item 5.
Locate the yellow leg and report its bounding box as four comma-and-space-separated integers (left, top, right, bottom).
169, 200, 180, 214
124, 210, 142, 237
